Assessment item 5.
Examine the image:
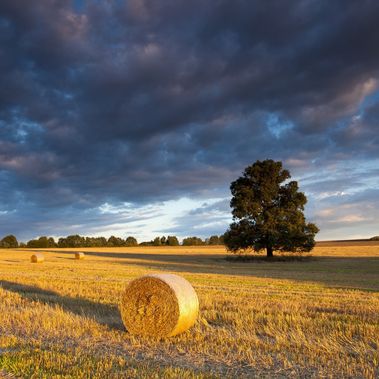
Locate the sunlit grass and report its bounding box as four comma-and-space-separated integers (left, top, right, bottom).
0, 243, 378, 378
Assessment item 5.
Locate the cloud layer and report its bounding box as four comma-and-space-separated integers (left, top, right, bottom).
0, 0, 379, 241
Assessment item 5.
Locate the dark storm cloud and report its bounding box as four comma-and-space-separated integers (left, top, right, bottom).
0, 0, 379, 239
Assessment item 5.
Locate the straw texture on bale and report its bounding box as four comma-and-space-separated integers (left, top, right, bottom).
75, 252, 85, 260
31, 253, 44, 263
120, 273, 199, 337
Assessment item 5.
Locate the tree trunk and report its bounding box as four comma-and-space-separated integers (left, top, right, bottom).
266, 246, 273, 258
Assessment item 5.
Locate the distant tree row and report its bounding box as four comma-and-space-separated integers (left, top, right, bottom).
182, 235, 224, 246
0, 234, 138, 248
26, 236, 56, 248
139, 236, 180, 246
56, 235, 138, 248
0, 233, 226, 248
139, 235, 225, 246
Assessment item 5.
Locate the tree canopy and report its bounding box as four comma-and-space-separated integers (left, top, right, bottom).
182, 236, 205, 246
224, 159, 319, 257
207, 235, 223, 245
0, 235, 19, 248
27, 236, 56, 248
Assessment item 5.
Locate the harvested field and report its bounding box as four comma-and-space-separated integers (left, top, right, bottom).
0, 243, 378, 378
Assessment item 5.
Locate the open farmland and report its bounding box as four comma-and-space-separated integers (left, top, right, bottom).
0, 243, 378, 378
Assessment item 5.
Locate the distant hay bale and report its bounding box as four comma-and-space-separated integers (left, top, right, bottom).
75, 252, 85, 260
31, 253, 44, 263
120, 273, 199, 337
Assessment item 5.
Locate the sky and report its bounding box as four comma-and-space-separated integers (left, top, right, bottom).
0, 0, 379, 243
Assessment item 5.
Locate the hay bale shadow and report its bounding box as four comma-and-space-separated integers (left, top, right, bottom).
0, 280, 123, 331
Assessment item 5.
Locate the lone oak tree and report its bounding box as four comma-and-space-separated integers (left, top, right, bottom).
224, 160, 319, 258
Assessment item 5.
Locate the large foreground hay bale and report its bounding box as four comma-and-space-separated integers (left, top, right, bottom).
31, 253, 44, 263
75, 252, 85, 260
120, 273, 199, 337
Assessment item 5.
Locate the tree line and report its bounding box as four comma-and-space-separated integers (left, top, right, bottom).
140, 235, 224, 246
0, 234, 225, 248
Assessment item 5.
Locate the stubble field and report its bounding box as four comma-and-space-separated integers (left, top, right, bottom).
0, 242, 378, 378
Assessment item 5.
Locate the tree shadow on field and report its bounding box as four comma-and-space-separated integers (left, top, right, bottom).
85, 252, 379, 293
23, 250, 379, 292
40, 249, 229, 269
0, 280, 124, 331
225, 255, 314, 262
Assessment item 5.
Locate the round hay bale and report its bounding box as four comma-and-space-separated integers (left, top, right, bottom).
120, 273, 199, 337
75, 252, 85, 260
31, 253, 44, 263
